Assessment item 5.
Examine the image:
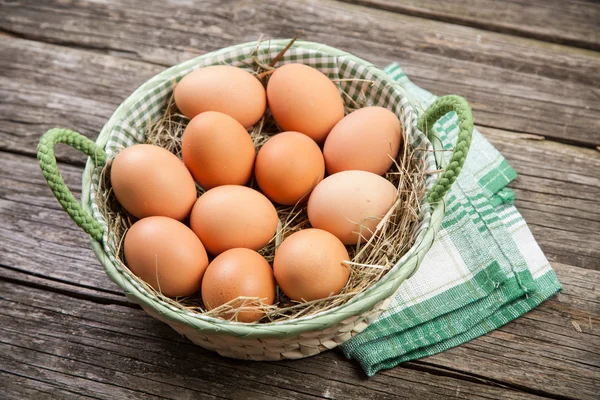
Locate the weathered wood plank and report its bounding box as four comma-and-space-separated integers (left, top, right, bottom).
1, 343, 173, 400
0, 277, 572, 400
480, 127, 600, 269
0, 37, 163, 162
0, 263, 131, 306
1, 371, 93, 400
1, 1, 599, 146
0, 152, 119, 293
343, 0, 600, 51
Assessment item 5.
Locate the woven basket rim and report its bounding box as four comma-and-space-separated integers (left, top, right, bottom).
81, 39, 447, 339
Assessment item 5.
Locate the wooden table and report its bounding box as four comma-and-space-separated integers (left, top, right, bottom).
1, 1, 599, 399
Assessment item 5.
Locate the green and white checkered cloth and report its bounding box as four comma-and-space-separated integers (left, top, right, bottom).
339, 63, 563, 376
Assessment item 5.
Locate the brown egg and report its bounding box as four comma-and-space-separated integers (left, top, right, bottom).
174, 65, 266, 128
190, 185, 278, 255
124, 216, 209, 297
255, 131, 325, 205
201, 248, 275, 323
267, 63, 344, 144
111, 144, 196, 220
182, 111, 255, 190
274, 229, 350, 302
307, 170, 397, 245
323, 106, 402, 176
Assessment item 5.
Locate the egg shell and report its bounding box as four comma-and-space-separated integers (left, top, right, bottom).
307, 170, 397, 245
124, 216, 209, 297
266, 63, 344, 144
174, 65, 266, 128
190, 185, 279, 255
274, 229, 350, 302
255, 131, 325, 205
182, 111, 256, 190
111, 144, 197, 220
323, 106, 402, 175
201, 248, 275, 323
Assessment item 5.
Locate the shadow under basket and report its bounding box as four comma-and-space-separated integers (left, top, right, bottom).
37, 40, 473, 361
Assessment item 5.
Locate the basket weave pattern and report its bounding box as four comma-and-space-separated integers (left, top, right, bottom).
142, 298, 391, 360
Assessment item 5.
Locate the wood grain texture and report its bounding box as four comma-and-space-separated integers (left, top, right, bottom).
0, 37, 163, 162
4, 274, 594, 400
481, 127, 600, 269
1, 1, 599, 146
0, 263, 131, 307
1, 371, 92, 400
342, 0, 600, 51
0, 153, 119, 294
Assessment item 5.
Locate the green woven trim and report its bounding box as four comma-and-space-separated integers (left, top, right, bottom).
418, 95, 474, 203
37, 128, 107, 241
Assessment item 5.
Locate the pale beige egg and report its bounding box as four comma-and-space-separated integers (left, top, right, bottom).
307, 170, 397, 245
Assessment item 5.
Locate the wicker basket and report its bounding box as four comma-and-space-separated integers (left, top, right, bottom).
38, 40, 473, 361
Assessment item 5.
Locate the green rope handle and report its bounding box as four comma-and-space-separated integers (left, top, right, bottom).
418, 95, 473, 204
38, 128, 107, 241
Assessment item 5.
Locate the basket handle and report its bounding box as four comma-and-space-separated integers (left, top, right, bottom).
417, 95, 473, 203
37, 128, 107, 241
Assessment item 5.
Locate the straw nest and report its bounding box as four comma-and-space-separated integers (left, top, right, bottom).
96, 39, 427, 323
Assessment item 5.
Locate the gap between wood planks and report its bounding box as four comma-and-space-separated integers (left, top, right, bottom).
400, 361, 575, 400
0, 26, 165, 68
339, 0, 600, 52
3, 274, 593, 400
0, 263, 132, 306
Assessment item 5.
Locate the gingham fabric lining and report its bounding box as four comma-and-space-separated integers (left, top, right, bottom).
88, 44, 438, 323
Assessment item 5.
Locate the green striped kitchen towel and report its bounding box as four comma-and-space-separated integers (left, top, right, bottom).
339, 63, 562, 376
